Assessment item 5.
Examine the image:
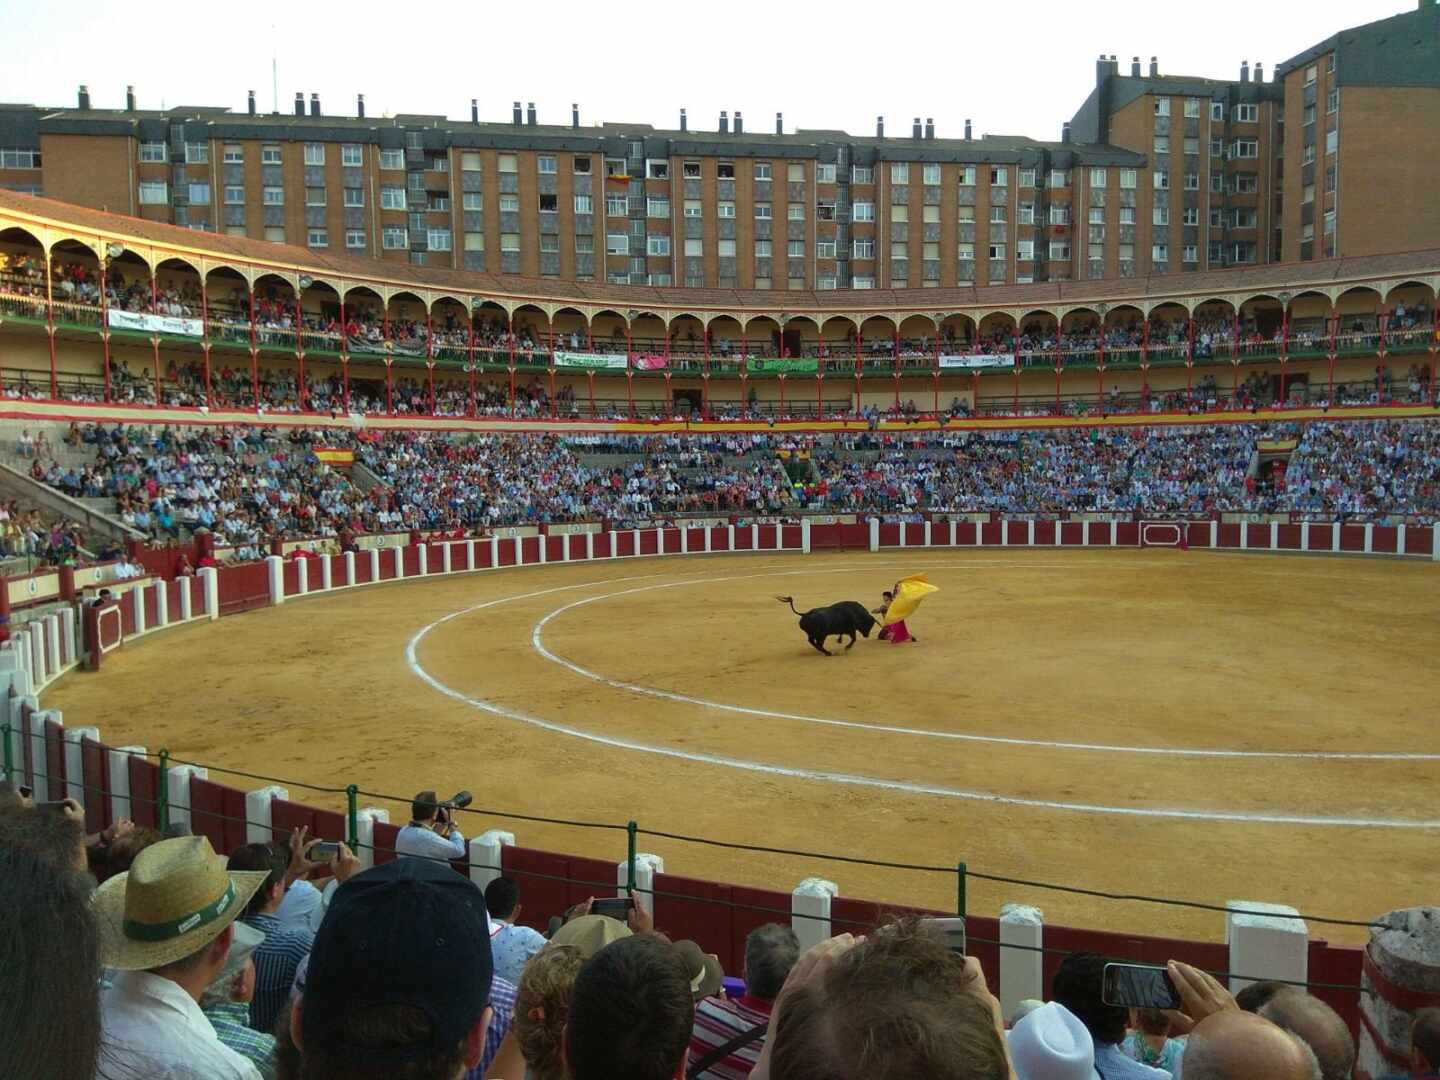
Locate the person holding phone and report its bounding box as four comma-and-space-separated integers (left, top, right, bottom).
1053, 953, 1172, 1079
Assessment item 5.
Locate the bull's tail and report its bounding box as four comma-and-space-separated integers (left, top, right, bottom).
774, 595, 802, 615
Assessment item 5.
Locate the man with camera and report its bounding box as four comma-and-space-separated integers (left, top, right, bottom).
396, 790, 470, 865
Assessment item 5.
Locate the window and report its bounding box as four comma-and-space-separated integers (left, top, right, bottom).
1210, 137, 1224, 157
1153, 207, 1169, 226
853, 275, 875, 289
261, 144, 282, 165
185, 142, 209, 164
892, 204, 908, 223
817, 240, 837, 258
304, 143, 325, 166
1153, 137, 1170, 156
499, 194, 520, 212
787, 240, 805, 257
957, 243, 974, 262
988, 243, 1006, 260
1325, 129, 1338, 155
646, 196, 670, 218
1305, 64, 1317, 85
1153, 170, 1169, 189
264, 227, 285, 242
1210, 173, 1224, 193
752, 162, 770, 180
462, 192, 484, 211
500, 233, 520, 252
1119, 207, 1136, 225
497, 154, 518, 173
1301, 223, 1314, 243
1048, 241, 1070, 260
380, 148, 404, 170
754, 240, 773, 258
755, 202, 772, 220
333, 143, 360, 167
1233, 104, 1258, 123
1302, 144, 1316, 165
1231, 139, 1258, 159
647, 235, 670, 256
817, 276, 837, 290
851, 165, 873, 183
646, 159, 668, 179
606, 233, 629, 255
921, 204, 940, 224
308, 228, 328, 248
1324, 164, 1337, 193
922, 163, 941, 184
224, 185, 244, 204
262, 186, 284, 206
1048, 204, 1069, 225
571, 194, 591, 215
1184, 172, 1199, 190
1209, 208, 1223, 227
1303, 104, 1316, 126
1232, 208, 1257, 228
684, 238, 702, 256
342, 187, 363, 207
1182, 207, 1199, 225
1152, 243, 1168, 262
1323, 209, 1336, 234
1088, 168, 1107, 189
1326, 88, 1339, 114
717, 239, 736, 257
1154, 97, 1171, 117
1184, 98, 1201, 118
892, 241, 908, 260
139, 142, 166, 163
419, 227, 449, 251
816, 164, 836, 183
958, 166, 976, 186
381, 186, 406, 210
990, 167, 1008, 186
599, 194, 623, 217
1049, 169, 1069, 188
346, 230, 366, 249
853, 201, 874, 222
382, 227, 408, 249
648, 273, 673, 287
717, 162, 735, 179
1327, 54, 1336, 74
306, 186, 326, 206
1183, 138, 1199, 156
890, 162, 909, 184
1210, 101, 1224, 121
604, 158, 626, 177
1183, 244, 1198, 263
1119, 168, 1136, 189
717, 202, 736, 218
538, 155, 557, 174
1016, 239, 1035, 261
853, 238, 874, 258
990, 205, 1007, 223
683, 199, 701, 217
1303, 182, 1315, 205
570, 156, 591, 175
537, 193, 557, 213
188, 182, 210, 205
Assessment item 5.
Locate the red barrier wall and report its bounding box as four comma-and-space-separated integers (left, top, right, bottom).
189, 777, 249, 856
44, 716, 65, 800
80, 736, 108, 833
662, 529, 682, 555
519, 537, 541, 564
594, 532, 613, 559
501, 845, 618, 933
217, 563, 271, 615
128, 755, 159, 829
372, 820, 400, 865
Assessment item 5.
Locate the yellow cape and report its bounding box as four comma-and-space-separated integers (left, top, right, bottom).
884, 573, 939, 625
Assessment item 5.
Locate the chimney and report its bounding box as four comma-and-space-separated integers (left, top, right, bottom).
1240, 61, 1250, 83
470, 99, 478, 123
294, 92, 305, 116
1131, 56, 1141, 77
526, 102, 536, 126
357, 94, 366, 119
309, 93, 320, 117
680, 108, 688, 132
964, 118, 973, 141
512, 101, 522, 126
776, 111, 783, 135
912, 117, 922, 139
1149, 56, 1159, 77
1254, 62, 1264, 83
77, 85, 90, 110
1097, 54, 1111, 85
876, 115, 884, 138
719, 110, 729, 134
925, 118, 935, 140
734, 110, 743, 134
125, 85, 136, 112
1061, 121, 1072, 144
571, 103, 579, 129
247, 90, 256, 116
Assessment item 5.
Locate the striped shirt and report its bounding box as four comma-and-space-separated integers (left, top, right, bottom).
202, 1001, 279, 1080
688, 994, 773, 1079
242, 912, 314, 1036
466, 974, 518, 1080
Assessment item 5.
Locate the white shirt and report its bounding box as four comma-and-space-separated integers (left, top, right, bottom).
275, 878, 324, 933
395, 822, 467, 863
99, 970, 263, 1079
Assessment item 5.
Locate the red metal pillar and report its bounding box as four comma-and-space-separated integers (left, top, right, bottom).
1327, 310, 1337, 403
295, 294, 307, 411
149, 273, 161, 404
626, 370, 635, 419
465, 312, 475, 418
248, 287, 260, 412
548, 321, 557, 420
778, 372, 786, 418
99, 259, 112, 402
385, 356, 394, 416
702, 327, 711, 417
43, 251, 57, 398
1186, 317, 1195, 394
586, 370, 596, 419
507, 313, 517, 416
200, 281, 213, 409
340, 298, 350, 413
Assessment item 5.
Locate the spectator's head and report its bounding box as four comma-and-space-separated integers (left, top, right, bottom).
199, 921, 265, 1009
0, 847, 102, 1080
1235, 979, 1289, 1013
92, 823, 164, 880
1131, 1007, 1173, 1037
410, 790, 440, 824
294, 857, 494, 1080
484, 875, 521, 921
513, 944, 585, 1080
0, 800, 87, 873
1008, 1001, 1094, 1080
1255, 989, 1355, 1080
0, 779, 33, 811
1051, 952, 1127, 1047
743, 922, 800, 1002
549, 913, 633, 957
1413, 1008, 1440, 1076
767, 920, 1010, 1080
1180, 1010, 1321, 1080
564, 934, 694, 1080
226, 841, 289, 917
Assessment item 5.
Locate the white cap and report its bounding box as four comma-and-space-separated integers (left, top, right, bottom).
1007, 1002, 1097, 1080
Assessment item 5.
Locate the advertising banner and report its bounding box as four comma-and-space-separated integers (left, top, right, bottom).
747, 357, 818, 374
938, 353, 1013, 369
107, 310, 203, 337
554, 350, 628, 370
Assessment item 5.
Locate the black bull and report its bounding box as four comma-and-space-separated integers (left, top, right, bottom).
776, 596, 878, 656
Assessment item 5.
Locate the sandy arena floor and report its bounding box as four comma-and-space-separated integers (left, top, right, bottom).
47, 549, 1440, 943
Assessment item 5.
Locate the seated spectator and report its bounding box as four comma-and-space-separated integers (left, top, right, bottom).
0, 846, 103, 1080
200, 922, 278, 1079
689, 922, 799, 1079
0, 795, 88, 875
484, 875, 548, 985
396, 789, 467, 863
226, 840, 317, 1034
1176, 1012, 1320, 1080
755, 921, 1011, 1080
565, 932, 696, 1080
1124, 1007, 1187, 1072
1251, 989, 1355, 1080
1053, 952, 1172, 1078
486, 942, 585, 1080
92, 835, 270, 1079
291, 857, 497, 1080
1008, 1001, 1095, 1080
90, 823, 164, 882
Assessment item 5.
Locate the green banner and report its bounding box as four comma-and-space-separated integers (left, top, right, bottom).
746, 356, 818, 374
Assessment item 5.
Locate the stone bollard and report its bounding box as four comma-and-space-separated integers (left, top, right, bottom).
1357, 907, 1440, 1080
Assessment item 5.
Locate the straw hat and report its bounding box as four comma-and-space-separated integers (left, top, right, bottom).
93, 835, 270, 970
548, 914, 633, 959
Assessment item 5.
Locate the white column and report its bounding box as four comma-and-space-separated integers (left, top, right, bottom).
1027, 519, 1036, 546
1000, 518, 1009, 547
368, 548, 381, 581
791, 877, 838, 952
898, 522, 907, 548
1433, 525, 1440, 562
355, 807, 389, 869
439, 543, 451, 573
244, 784, 289, 844
1332, 521, 1340, 551
468, 829, 515, 891
394, 546, 407, 579
801, 519, 812, 554
653, 527, 664, 556
29, 629, 45, 683
60, 607, 77, 663
178, 576, 193, 621
750, 523, 760, 551
949, 520, 957, 545
539, 535, 548, 564
680, 527, 689, 555
423, 543, 435, 575
107, 745, 146, 824
1210, 520, 1219, 548
295, 557, 308, 596
199, 566, 220, 618
131, 586, 147, 632
63, 725, 99, 807
1226, 901, 1307, 995
266, 555, 286, 605
1109, 520, 1117, 547
45, 616, 62, 671
165, 763, 207, 833
1301, 521, 1311, 552
342, 551, 355, 586
999, 904, 1045, 1023
704, 526, 713, 553
868, 517, 879, 552
1083, 520, 1092, 546
621, 852, 665, 916
489, 536, 499, 569
561, 535, 571, 561
1364, 523, 1374, 554
320, 555, 333, 591
923, 520, 932, 547
1396, 523, 1406, 555
726, 525, 735, 553
585, 532, 595, 560
1270, 521, 1279, 550
1240, 522, 1249, 550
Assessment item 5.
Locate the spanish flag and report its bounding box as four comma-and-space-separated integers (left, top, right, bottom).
315, 448, 355, 465
885, 573, 939, 625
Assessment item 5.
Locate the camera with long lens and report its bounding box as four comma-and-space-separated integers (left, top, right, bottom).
433, 790, 473, 825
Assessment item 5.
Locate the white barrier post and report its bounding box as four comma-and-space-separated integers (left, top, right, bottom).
165, 763, 207, 833
1433, 525, 1440, 562
266, 555, 286, 605
1028, 519, 1036, 546
60, 607, 77, 663
107, 745, 146, 824
368, 548, 381, 582
515, 536, 526, 566
1358, 907, 1440, 1080
466, 540, 478, 570
585, 532, 595, 560
868, 518, 880, 552
1364, 523, 1374, 554
45, 616, 62, 671
198, 566, 219, 618
1301, 521, 1311, 552
320, 555, 333, 591
801, 519, 812, 554
726, 525, 736, 552
417, 544, 428, 575
704, 526, 713, 553
1210, 520, 1219, 547
1270, 521, 1279, 550
898, 522, 907, 548
244, 784, 289, 844
442, 543, 453, 573
1082, 520, 1091, 546
489, 536, 499, 569
999, 904, 1045, 1023
343, 551, 356, 586
1332, 521, 1341, 551
1396, 523, 1406, 555
63, 725, 99, 807
178, 576, 193, 621
295, 557, 308, 596
151, 580, 168, 627
394, 546, 407, 580
539, 534, 548, 563
355, 807, 389, 869
30, 628, 46, 684
680, 527, 689, 555
1240, 522, 1249, 550
131, 587, 147, 633
923, 520, 932, 547
468, 829, 515, 891
621, 852, 665, 916
1226, 901, 1307, 996
792, 877, 838, 952
949, 520, 958, 545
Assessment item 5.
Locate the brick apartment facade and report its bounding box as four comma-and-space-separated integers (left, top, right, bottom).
2, 2, 1436, 291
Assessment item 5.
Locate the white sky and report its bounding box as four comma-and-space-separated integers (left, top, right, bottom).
0, 0, 1412, 141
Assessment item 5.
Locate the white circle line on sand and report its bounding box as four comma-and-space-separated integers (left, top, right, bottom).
404, 566, 1440, 829
530, 568, 1440, 763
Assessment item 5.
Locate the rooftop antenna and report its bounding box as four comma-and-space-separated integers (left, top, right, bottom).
271, 24, 279, 114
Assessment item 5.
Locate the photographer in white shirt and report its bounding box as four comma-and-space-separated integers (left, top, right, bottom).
394, 790, 467, 863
